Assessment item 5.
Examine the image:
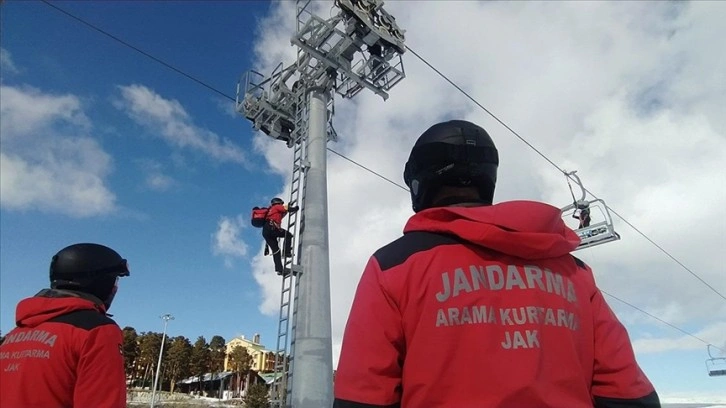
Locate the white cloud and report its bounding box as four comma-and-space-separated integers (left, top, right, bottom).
146, 173, 175, 191
251, 247, 288, 315
212, 216, 249, 267
0, 85, 90, 140
214, 95, 239, 118
116, 84, 248, 166
1, 48, 20, 75
249, 1, 726, 369
632, 321, 726, 354
135, 159, 178, 192
0, 84, 116, 217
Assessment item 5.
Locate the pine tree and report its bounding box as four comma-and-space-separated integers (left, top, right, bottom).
122, 327, 139, 383
228, 345, 253, 396
244, 383, 270, 408
165, 336, 192, 392
190, 336, 210, 395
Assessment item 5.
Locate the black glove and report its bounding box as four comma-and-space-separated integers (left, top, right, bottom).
289, 205, 300, 213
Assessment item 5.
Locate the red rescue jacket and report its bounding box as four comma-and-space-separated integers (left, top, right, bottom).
0, 289, 126, 408
266, 203, 289, 227
334, 200, 659, 408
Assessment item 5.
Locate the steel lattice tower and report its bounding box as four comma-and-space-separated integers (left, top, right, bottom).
237, 1, 406, 406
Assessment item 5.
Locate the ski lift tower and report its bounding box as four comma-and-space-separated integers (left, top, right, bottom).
236, 1, 406, 407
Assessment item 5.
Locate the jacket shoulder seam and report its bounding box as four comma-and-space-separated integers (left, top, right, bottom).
46, 309, 117, 331
373, 231, 462, 272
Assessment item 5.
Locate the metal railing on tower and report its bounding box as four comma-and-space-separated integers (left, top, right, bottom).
236, 0, 407, 406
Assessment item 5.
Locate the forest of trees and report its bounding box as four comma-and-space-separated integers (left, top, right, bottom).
1, 328, 270, 406
122, 327, 257, 396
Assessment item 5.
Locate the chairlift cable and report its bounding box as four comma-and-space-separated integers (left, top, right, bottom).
600, 290, 725, 354
38, 0, 726, 345
404, 44, 726, 303
39, 0, 233, 102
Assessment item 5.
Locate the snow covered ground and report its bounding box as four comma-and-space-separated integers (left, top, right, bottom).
663, 405, 726, 408
126, 390, 726, 407
662, 395, 726, 408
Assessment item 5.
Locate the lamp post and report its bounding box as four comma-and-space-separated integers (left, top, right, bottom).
150, 313, 174, 408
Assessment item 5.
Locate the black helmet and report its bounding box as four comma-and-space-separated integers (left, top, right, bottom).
403, 120, 498, 212
271, 197, 284, 205
50, 243, 130, 309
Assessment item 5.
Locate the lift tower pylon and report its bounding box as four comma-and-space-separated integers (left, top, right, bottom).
237, 1, 407, 406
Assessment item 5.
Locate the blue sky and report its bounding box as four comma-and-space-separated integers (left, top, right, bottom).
1, 0, 281, 346
1, 0, 725, 403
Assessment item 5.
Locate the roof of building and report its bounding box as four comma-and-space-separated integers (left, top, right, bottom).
226, 335, 274, 354
178, 371, 273, 385
178, 371, 235, 384
258, 372, 284, 385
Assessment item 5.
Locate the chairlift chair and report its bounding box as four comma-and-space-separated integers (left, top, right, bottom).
560, 171, 621, 250
706, 344, 726, 377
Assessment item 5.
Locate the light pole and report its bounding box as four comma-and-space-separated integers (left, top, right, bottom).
150, 313, 174, 408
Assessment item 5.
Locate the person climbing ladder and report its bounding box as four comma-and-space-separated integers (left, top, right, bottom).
262, 197, 299, 275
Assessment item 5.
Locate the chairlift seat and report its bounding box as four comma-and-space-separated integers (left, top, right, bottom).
560, 198, 620, 251
706, 357, 726, 377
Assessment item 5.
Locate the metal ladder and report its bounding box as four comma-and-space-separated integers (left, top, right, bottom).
271, 81, 309, 408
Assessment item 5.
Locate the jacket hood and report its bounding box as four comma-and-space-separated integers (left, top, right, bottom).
404, 200, 580, 260
15, 289, 107, 328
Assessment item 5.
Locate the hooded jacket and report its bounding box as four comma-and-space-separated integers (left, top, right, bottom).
0, 289, 126, 408
265, 202, 290, 228
333, 200, 659, 408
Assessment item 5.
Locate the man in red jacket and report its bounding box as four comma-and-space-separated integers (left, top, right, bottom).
0, 243, 131, 408
333, 120, 660, 408
263, 197, 299, 275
